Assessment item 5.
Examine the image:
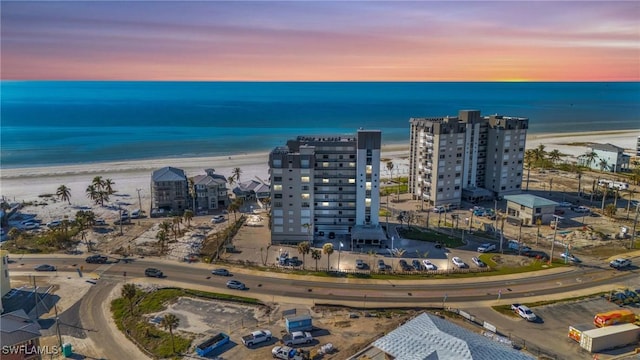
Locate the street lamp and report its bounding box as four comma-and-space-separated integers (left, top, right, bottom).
337, 242, 344, 271
550, 214, 563, 264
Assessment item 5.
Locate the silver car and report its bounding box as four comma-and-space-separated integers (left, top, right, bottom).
226, 280, 246, 290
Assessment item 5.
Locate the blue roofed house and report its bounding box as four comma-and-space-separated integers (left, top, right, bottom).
504, 194, 558, 225
151, 167, 189, 214
0, 309, 42, 360
579, 143, 630, 173
232, 179, 270, 202
350, 312, 534, 360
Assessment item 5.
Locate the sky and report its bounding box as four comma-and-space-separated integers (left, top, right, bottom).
1, 1, 638, 81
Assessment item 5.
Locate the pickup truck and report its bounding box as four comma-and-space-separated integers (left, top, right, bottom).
511, 304, 537, 321
282, 331, 313, 346
272, 346, 310, 360
242, 329, 272, 347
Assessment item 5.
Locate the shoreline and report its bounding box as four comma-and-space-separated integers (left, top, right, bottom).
0, 129, 637, 214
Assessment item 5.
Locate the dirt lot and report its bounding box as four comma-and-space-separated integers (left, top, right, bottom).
146, 296, 409, 360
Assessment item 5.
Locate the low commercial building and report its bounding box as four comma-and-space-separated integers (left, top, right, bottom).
504, 194, 558, 225
350, 312, 534, 360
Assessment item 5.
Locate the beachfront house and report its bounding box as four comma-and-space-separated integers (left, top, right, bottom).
504, 194, 558, 226
192, 169, 229, 213
232, 179, 270, 203
409, 110, 529, 208
578, 143, 631, 173
151, 166, 189, 214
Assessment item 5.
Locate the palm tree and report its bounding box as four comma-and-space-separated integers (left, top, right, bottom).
598, 158, 609, 172
172, 216, 182, 240
322, 243, 334, 271
311, 249, 321, 271
104, 178, 116, 195
604, 203, 617, 217
575, 166, 583, 196
302, 223, 312, 244
386, 161, 394, 182
156, 230, 168, 254
183, 210, 193, 227
161, 313, 180, 354
86, 184, 98, 204
56, 185, 72, 204
232, 167, 242, 183
228, 200, 240, 222
160, 220, 172, 234
547, 149, 564, 165
121, 283, 137, 314
524, 149, 535, 191
532, 144, 547, 167
8, 228, 20, 248
297, 241, 311, 269
92, 176, 104, 188
581, 151, 598, 168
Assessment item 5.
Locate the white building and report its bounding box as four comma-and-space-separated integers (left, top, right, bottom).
579, 143, 631, 173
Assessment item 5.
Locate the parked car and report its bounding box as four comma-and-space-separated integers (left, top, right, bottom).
573, 206, 590, 213
130, 209, 141, 219
511, 304, 537, 321
558, 201, 573, 208
282, 331, 313, 346
554, 209, 565, 215
610, 258, 632, 269
85, 254, 108, 264
211, 215, 225, 223
412, 259, 423, 271
434, 241, 443, 249
451, 257, 467, 268
144, 268, 163, 278
272, 346, 308, 360
23, 222, 39, 230
560, 253, 581, 263
422, 259, 437, 270
377, 259, 386, 271
34, 264, 56, 271
472, 257, 486, 267
477, 243, 496, 253
226, 280, 246, 290
94, 219, 107, 226
432, 206, 446, 213
398, 259, 412, 271
355, 259, 365, 269
46, 220, 62, 228
241, 329, 272, 347
211, 268, 230, 276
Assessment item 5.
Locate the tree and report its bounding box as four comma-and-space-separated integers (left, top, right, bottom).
228, 199, 241, 222
524, 149, 535, 191
302, 223, 312, 244
183, 210, 193, 227
156, 230, 168, 254
598, 158, 609, 172
575, 166, 583, 196
311, 249, 321, 271
160, 220, 172, 234
322, 243, 334, 270
8, 228, 20, 248
386, 161, 394, 182
172, 216, 182, 240
161, 313, 180, 354
121, 283, 137, 314
232, 167, 242, 183
581, 151, 598, 168
86, 184, 98, 204
604, 203, 617, 217
104, 178, 116, 195
56, 185, 72, 204
548, 149, 565, 165
297, 241, 311, 269
532, 144, 547, 167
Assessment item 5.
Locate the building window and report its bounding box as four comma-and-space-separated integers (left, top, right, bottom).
365, 198, 371, 207
301, 176, 310, 183
348, 178, 355, 184
273, 159, 282, 167
323, 178, 330, 183
274, 177, 282, 182
273, 184, 282, 191
322, 202, 329, 206
301, 159, 309, 168
301, 193, 310, 200
365, 182, 372, 190
323, 162, 330, 168
274, 194, 282, 199
274, 202, 282, 207
366, 165, 372, 174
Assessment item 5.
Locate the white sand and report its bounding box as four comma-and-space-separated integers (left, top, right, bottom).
1, 131, 637, 225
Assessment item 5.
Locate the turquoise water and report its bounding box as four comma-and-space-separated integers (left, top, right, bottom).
1, 81, 638, 168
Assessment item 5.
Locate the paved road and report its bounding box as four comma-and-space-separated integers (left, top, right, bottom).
10, 254, 639, 305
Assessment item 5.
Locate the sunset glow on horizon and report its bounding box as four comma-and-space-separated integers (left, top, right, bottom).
2, 1, 638, 81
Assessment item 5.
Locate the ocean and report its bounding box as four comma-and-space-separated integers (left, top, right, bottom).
1, 81, 638, 168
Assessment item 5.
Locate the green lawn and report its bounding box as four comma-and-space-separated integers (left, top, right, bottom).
397, 227, 464, 247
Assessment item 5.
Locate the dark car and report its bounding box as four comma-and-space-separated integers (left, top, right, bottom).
34, 264, 56, 271
412, 259, 423, 271
145, 268, 163, 278
398, 259, 412, 271
434, 241, 443, 249
86, 255, 108, 264
211, 268, 230, 276
522, 250, 549, 260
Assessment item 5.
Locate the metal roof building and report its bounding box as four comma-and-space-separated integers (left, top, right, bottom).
351, 313, 534, 360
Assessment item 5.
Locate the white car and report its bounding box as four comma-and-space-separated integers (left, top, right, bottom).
477, 243, 496, 253
422, 259, 437, 270
23, 222, 39, 230
472, 257, 486, 267
560, 253, 581, 263
573, 206, 590, 213
451, 257, 467, 268
432, 206, 446, 213
610, 258, 632, 269
46, 220, 62, 228
211, 215, 225, 223
557, 201, 573, 208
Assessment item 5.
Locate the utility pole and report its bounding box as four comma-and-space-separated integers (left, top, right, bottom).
55, 305, 63, 348
631, 202, 639, 249
32, 276, 39, 318
499, 215, 505, 253
550, 214, 562, 264
136, 188, 143, 211
601, 184, 607, 211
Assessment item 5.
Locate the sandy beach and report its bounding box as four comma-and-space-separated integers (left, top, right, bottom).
1, 130, 637, 225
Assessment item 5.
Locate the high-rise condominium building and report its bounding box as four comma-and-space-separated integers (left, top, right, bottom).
269, 129, 382, 245
409, 110, 529, 208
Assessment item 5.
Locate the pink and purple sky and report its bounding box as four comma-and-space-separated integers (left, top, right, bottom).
1, 1, 638, 81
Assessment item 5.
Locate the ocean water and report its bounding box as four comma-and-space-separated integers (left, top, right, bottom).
1, 81, 638, 168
